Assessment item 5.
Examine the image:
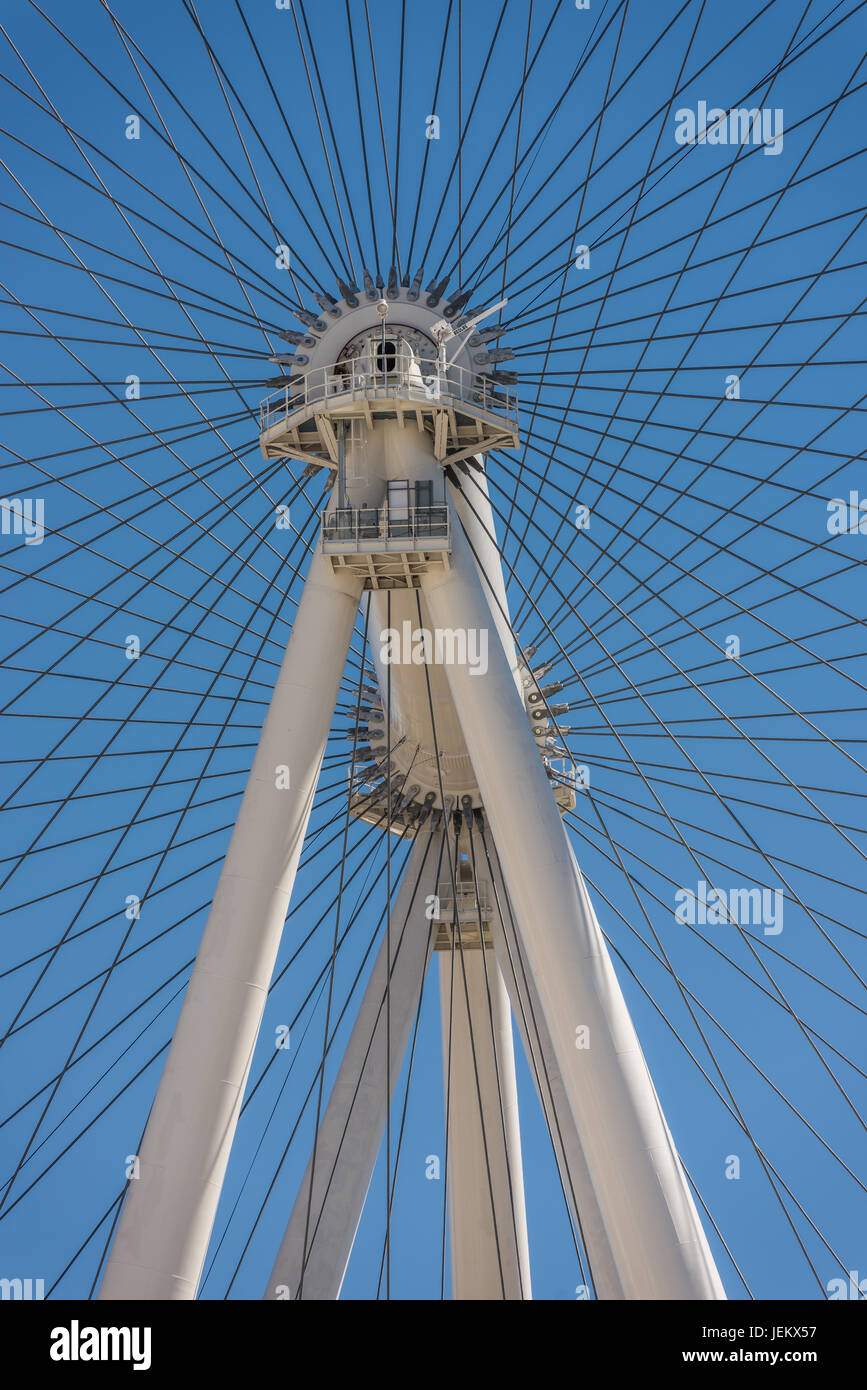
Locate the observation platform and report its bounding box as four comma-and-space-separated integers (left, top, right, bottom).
321, 501, 451, 590
432, 879, 495, 951
544, 756, 579, 813
259, 361, 519, 471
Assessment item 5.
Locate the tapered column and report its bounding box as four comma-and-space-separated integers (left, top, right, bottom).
485, 849, 624, 1299
421, 498, 725, 1300
100, 546, 363, 1300
265, 824, 439, 1300
438, 941, 531, 1300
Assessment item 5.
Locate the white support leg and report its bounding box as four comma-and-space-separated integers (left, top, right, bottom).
265, 822, 440, 1301
99, 547, 363, 1301
438, 940, 532, 1300
485, 848, 624, 1300
422, 499, 725, 1300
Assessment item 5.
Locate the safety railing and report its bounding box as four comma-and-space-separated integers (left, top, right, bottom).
543, 755, 584, 791
435, 880, 492, 921
259, 360, 517, 434
321, 503, 450, 549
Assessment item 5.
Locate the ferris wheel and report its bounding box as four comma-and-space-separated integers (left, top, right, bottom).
0, 0, 865, 1304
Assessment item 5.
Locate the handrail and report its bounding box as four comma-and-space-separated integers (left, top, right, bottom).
436, 880, 492, 915
321, 502, 450, 548
259, 359, 517, 433
544, 755, 581, 789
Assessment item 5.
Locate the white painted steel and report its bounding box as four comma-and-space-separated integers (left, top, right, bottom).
99, 546, 363, 1301
485, 850, 624, 1300
421, 495, 725, 1300
265, 824, 440, 1300
438, 939, 532, 1300
449, 464, 523, 697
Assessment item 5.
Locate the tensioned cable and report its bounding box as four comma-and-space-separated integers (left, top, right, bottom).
221, 820, 416, 1297
511, 425, 867, 679
440, 0, 627, 287
374, 830, 446, 1299
509, 0, 823, 615
17, 0, 320, 302
478, 824, 593, 1294
289, 820, 434, 1302
505, 136, 866, 333
343, 0, 380, 278
460, 0, 598, 298
417, 0, 514, 283
0, 485, 325, 1215
293, 0, 367, 276
595, 893, 859, 1292
392, 0, 406, 279
1, 430, 296, 651
0, 599, 394, 1212
47, 1190, 125, 1299
179, 0, 347, 295
414, 589, 507, 1300
443, 487, 845, 1286
461, 469, 867, 1009
362, 0, 401, 283
405, 0, 455, 274
0, 64, 313, 309
104, 0, 284, 355
0, 272, 295, 586
514, 53, 867, 629
271, 5, 354, 280
494, 448, 867, 710
0, 468, 320, 827
222, 800, 424, 1293
492, 446, 867, 757
1, 784, 404, 1159
503, 0, 647, 546
474, 0, 859, 313
297, 597, 371, 1298
467, 813, 528, 1299
385, 589, 393, 1297
505, 0, 700, 560
450, 473, 867, 1121
564, 803, 867, 1049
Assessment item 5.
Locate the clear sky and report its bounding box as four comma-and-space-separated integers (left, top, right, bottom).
0, 0, 865, 1300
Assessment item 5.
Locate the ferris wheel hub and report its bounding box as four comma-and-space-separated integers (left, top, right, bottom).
258, 277, 519, 473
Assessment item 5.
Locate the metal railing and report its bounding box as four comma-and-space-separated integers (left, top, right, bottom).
321, 503, 449, 549
435, 880, 492, 921
259, 359, 517, 434
544, 755, 583, 791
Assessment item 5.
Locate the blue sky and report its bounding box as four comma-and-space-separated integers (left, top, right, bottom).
0, 0, 865, 1300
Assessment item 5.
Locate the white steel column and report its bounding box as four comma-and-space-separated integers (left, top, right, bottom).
438, 940, 531, 1300
421, 496, 725, 1300
99, 545, 363, 1300
265, 823, 440, 1300
439, 471, 532, 1299
485, 850, 624, 1300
